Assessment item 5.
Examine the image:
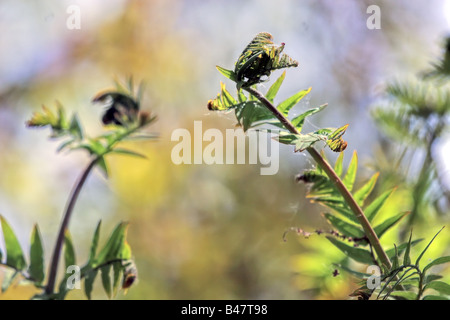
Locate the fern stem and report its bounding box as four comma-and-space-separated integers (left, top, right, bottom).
244, 86, 392, 269
45, 157, 99, 295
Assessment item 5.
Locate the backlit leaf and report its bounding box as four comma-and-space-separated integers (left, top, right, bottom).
101, 264, 112, 299
216, 65, 237, 82
265, 71, 286, 102
326, 236, 374, 265
323, 213, 364, 239
415, 227, 445, 268
29, 224, 45, 284
95, 222, 129, 266
334, 152, 344, 177
64, 230, 76, 269
365, 188, 396, 222
342, 151, 357, 191
354, 173, 379, 206
277, 87, 311, 115
403, 231, 413, 266
374, 212, 410, 239
1, 216, 27, 270
291, 104, 328, 132
84, 269, 98, 300
1, 269, 18, 293
424, 281, 450, 295
423, 256, 450, 275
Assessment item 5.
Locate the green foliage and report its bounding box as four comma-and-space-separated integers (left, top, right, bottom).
28, 225, 45, 285
77, 221, 135, 300
0, 79, 155, 299
371, 38, 450, 231
208, 31, 450, 300
26, 79, 157, 166
424, 36, 450, 79
297, 152, 401, 242
326, 236, 374, 265
372, 81, 450, 147
0, 216, 27, 271
0, 215, 135, 299
210, 34, 349, 153
296, 152, 413, 272
350, 227, 450, 300
208, 72, 348, 153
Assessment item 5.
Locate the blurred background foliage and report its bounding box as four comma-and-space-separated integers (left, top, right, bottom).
0, 0, 449, 299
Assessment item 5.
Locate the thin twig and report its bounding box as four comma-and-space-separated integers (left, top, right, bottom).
45, 157, 99, 295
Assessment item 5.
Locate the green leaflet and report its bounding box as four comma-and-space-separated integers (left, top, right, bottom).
294, 133, 328, 152
112, 262, 123, 297
323, 213, 365, 239
26, 105, 65, 130
424, 281, 450, 295
57, 138, 75, 153
423, 256, 450, 274
342, 151, 357, 192
64, 230, 76, 269
391, 244, 399, 271
265, 71, 286, 102
110, 148, 147, 159
373, 212, 410, 239
389, 291, 417, 300
1, 269, 19, 293
236, 101, 275, 132
319, 202, 357, 224
78, 221, 136, 299
425, 274, 443, 284
97, 156, 109, 178
84, 269, 98, 300
101, 264, 113, 299
0, 216, 27, 271
415, 226, 445, 268
87, 139, 107, 156
292, 104, 328, 132
87, 221, 102, 267
221, 81, 237, 105
120, 242, 132, 260
207, 82, 243, 111
275, 132, 327, 152
69, 114, 83, 140
385, 239, 423, 259
26, 105, 86, 148
238, 89, 247, 103
27, 79, 156, 165
403, 231, 413, 266
275, 133, 300, 145
353, 173, 379, 206
365, 188, 396, 222
216, 66, 237, 82
334, 152, 344, 177
276, 87, 312, 115
422, 295, 449, 300
29, 225, 45, 284
95, 222, 129, 267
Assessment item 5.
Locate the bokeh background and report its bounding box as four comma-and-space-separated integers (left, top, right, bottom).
0, 0, 449, 300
